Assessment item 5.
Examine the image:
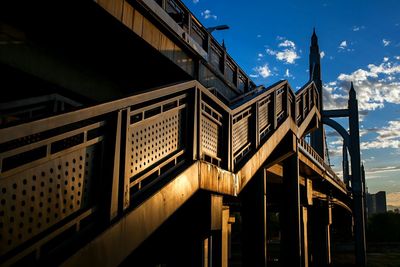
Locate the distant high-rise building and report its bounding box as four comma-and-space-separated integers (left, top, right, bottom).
366, 191, 387, 216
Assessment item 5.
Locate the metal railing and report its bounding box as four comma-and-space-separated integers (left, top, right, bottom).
148, 0, 257, 94
0, 79, 322, 265
298, 138, 346, 188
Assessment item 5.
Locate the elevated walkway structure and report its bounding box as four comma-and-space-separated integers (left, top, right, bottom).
0, 0, 365, 266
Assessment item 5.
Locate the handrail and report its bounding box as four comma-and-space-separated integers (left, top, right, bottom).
298, 138, 346, 188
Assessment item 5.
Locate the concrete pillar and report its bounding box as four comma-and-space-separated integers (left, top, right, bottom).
203, 194, 225, 267
221, 207, 230, 267
281, 153, 302, 267
301, 206, 309, 267
241, 168, 267, 266
310, 201, 332, 266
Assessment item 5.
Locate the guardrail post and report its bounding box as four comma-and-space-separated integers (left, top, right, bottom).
254, 101, 260, 148
197, 90, 202, 161
121, 108, 130, 211
193, 87, 199, 160
227, 114, 233, 171
110, 110, 123, 221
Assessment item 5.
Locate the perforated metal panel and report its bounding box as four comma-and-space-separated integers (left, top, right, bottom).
128, 109, 183, 177
0, 145, 98, 255
200, 101, 222, 162
233, 117, 249, 154
276, 90, 283, 114
201, 116, 220, 158
258, 98, 269, 131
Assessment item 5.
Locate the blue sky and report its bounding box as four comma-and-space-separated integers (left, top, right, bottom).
182, 0, 400, 207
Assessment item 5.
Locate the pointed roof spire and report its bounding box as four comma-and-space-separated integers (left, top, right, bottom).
311, 27, 318, 47
349, 81, 356, 99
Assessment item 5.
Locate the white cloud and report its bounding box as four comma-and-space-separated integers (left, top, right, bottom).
384, 57, 389, 62
266, 48, 275, 55
352, 25, 365, 32
253, 64, 272, 78
265, 38, 300, 64
201, 10, 217, 20
366, 166, 400, 174
257, 34, 262, 38
278, 40, 296, 49
193, 0, 199, 3
284, 68, 293, 78
275, 50, 299, 64
267, 48, 299, 64
339, 40, 347, 49
361, 120, 400, 150
320, 51, 325, 59
395, 56, 400, 60
324, 58, 400, 111
337, 41, 354, 52
383, 39, 391, 46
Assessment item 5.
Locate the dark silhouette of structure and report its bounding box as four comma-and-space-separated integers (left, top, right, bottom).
0, 0, 366, 266
367, 191, 387, 216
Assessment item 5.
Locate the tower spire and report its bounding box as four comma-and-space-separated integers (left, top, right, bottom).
350, 81, 356, 99
309, 28, 325, 159
312, 27, 318, 47
309, 28, 321, 86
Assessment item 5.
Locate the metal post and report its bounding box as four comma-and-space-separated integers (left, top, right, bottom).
110, 110, 122, 220
342, 145, 350, 186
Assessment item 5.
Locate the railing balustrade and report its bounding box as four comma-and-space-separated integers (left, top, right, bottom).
0, 79, 330, 265
298, 138, 346, 188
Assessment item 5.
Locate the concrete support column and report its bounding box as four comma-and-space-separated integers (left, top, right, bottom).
281, 153, 302, 267
310, 201, 332, 267
301, 206, 309, 267
221, 206, 231, 267
203, 194, 224, 267
241, 168, 267, 267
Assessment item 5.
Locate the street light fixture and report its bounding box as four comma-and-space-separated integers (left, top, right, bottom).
206, 25, 230, 33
